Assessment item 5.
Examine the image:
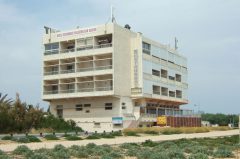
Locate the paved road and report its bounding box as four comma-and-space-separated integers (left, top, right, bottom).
0, 129, 239, 152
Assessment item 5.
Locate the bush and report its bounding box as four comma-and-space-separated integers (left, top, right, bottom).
65, 135, 82, 140
100, 133, 115, 138
120, 143, 140, 149
101, 151, 122, 159
44, 134, 59, 140
111, 131, 122, 136
51, 144, 70, 159
13, 145, 32, 156
166, 148, 185, 159
213, 146, 234, 158
1, 136, 13, 140
27, 135, 41, 142
126, 147, 141, 157
144, 130, 159, 135
86, 134, 101, 139
124, 131, 139, 136
69, 145, 88, 158
142, 140, 158, 147
189, 153, 208, 159
29, 153, 48, 159
17, 137, 30, 143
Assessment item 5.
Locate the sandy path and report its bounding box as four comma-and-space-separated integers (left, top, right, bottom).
0, 129, 239, 152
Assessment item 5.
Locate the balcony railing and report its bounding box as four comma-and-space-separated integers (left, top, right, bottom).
44, 49, 59, 55
60, 69, 75, 74
59, 48, 75, 54
44, 71, 59, 75
43, 90, 58, 95
44, 65, 112, 76
43, 86, 113, 95
44, 43, 112, 56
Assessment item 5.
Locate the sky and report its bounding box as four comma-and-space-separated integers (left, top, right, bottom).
0, 0, 239, 114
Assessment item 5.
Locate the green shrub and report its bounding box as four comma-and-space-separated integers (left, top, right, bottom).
120, 143, 140, 149
65, 135, 82, 140
0, 155, 10, 159
13, 145, 32, 156
213, 146, 234, 158
100, 133, 115, 138
101, 151, 122, 159
111, 131, 122, 136
184, 145, 212, 155
44, 134, 59, 140
27, 135, 41, 142
69, 145, 89, 158
137, 148, 153, 159
166, 148, 185, 159
124, 131, 139, 136
29, 153, 48, 159
142, 140, 158, 147
86, 134, 101, 139
126, 147, 141, 157
189, 153, 208, 159
17, 137, 30, 143
51, 144, 70, 159
1, 136, 13, 140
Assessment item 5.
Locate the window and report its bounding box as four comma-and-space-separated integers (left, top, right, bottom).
66, 65, 74, 70
84, 104, 91, 107
169, 76, 175, 81
45, 43, 59, 51
161, 69, 168, 78
169, 91, 175, 97
94, 122, 100, 126
142, 42, 151, 54
122, 106, 126, 109
152, 69, 160, 76
85, 110, 90, 113
176, 74, 182, 82
153, 85, 160, 95
161, 87, 168, 96
105, 103, 112, 110
176, 90, 182, 98
75, 104, 82, 111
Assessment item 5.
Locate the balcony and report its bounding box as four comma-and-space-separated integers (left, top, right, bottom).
43, 86, 113, 95
43, 75, 113, 95
44, 34, 112, 56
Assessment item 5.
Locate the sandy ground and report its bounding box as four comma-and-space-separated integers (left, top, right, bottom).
0, 129, 239, 152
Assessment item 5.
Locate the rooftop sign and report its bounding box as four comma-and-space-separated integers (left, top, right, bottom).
57, 27, 96, 37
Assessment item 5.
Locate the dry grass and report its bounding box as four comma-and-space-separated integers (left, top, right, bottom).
123, 126, 232, 135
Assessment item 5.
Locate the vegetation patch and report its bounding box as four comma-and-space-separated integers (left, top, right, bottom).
65, 135, 82, 140
44, 134, 59, 140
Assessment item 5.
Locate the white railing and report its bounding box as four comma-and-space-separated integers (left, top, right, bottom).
59, 48, 75, 54
44, 43, 112, 56
60, 69, 75, 74
43, 86, 113, 95
44, 71, 59, 75
43, 90, 58, 95
44, 49, 59, 55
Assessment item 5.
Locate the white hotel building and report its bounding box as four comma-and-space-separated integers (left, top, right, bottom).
42, 23, 199, 132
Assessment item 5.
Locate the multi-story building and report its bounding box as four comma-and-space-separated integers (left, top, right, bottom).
42, 23, 201, 132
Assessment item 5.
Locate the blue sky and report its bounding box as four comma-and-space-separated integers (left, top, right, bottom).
0, 0, 239, 114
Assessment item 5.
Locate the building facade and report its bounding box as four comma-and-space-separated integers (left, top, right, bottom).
42, 23, 200, 132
